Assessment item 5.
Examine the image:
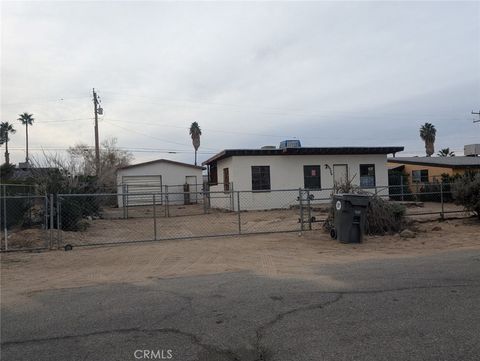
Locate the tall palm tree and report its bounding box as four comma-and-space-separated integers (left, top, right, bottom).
189, 122, 202, 166
18, 112, 34, 163
419, 122, 436, 157
0, 122, 16, 165
437, 148, 455, 157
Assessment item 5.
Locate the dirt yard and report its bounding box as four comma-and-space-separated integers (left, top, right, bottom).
2, 217, 479, 307
1, 201, 469, 250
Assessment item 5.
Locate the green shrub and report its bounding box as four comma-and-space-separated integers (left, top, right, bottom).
452, 172, 480, 219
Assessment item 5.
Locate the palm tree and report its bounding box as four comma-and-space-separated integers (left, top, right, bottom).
18, 113, 34, 163
419, 122, 436, 157
0, 122, 16, 165
189, 122, 202, 166
437, 148, 455, 157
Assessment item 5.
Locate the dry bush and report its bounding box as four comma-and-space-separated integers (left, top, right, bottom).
323, 178, 406, 235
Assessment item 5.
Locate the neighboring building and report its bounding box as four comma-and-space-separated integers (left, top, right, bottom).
203, 144, 404, 210
387, 156, 480, 185
116, 159, 204, 206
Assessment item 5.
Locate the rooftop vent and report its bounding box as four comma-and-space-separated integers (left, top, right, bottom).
261, 145, 276, 150
279, 139, 301, 149
464, 144, 480, 157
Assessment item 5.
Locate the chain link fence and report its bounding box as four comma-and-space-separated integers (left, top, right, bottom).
0, 183, 473, 251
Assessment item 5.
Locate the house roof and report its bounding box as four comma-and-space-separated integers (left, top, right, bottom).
203, 146, 404, 165
388, 156, 480, 169
117, 159, 204, 171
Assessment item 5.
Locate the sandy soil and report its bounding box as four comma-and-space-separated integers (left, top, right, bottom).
1, 217, 479, 306
1, 201, 469, 250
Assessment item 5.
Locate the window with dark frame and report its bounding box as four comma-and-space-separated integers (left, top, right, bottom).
209, 164, 218, 185
412, 169, 429, 183
251, 166, 271, 191
303, 165, 321, 189
359, 164, 376, 187
223, 168, 230, 191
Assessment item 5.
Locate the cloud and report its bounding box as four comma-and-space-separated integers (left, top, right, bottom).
1, 1, 479, 165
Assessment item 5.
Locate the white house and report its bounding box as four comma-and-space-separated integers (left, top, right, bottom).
202, 143, 404, 210
116, 159, 204, 207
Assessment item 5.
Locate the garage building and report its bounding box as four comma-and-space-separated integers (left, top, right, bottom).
116, 159, 204, 207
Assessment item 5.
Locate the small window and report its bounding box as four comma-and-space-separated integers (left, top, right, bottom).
209, 164, 218, 185
412, 169, 429, 183
304, 165, 321, 189
251, 166, 270, 191
360, 164, 376, 187
223, 168, 230, 191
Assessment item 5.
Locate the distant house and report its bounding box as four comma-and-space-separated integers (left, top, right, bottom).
116, 159, 204, 207
8, 163, 59, 183
387, 156, 480, 186
203, 142, 404, 210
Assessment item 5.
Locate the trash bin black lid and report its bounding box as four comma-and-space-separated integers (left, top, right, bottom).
339, 193, 370, 206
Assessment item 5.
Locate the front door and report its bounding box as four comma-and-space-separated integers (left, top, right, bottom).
185, 176, 198, 204
333, 164, 348, 186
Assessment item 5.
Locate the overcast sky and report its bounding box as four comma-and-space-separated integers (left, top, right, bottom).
1, 1, 479, 166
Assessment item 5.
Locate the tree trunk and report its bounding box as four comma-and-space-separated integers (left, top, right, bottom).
194, 150, 197, 166
25, 124, 29, 163
5, 138, 9, 164
425, 141, 434, 157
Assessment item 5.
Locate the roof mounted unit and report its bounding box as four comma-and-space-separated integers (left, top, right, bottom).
464, 144, 480, 157
279, 139, 301, 149
261, 145, 276, 150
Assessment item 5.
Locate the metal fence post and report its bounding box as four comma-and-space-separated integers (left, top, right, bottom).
237, 191, 241, 235
440, 182, 445, 220
306, 189, 312, 231
153, 194, 157, 241
298, 188, 304, 232
165, 186, 170, 217
56, 196, 61, 249
126, 184, 129, 219
49, 194, 54, 249
400, 176, 405, 202
122, 184, 127, 219
203, 190, 208, 214
3, 185, 7, 251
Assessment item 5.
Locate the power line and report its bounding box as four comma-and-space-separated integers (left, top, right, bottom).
40, 117, 93, 123
102, 119, 220, 151
6, 147, 217, 154
100, 90, 470, 120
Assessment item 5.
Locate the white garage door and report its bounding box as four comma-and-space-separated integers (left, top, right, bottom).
122, 175, 162, 206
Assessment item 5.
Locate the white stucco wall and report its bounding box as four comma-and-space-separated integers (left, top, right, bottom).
116, 161, 203, 207
209, 154, 389, 210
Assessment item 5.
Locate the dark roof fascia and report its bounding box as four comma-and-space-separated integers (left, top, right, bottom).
387, 158, 480, 169
202, 147, 404, 165
118, 159, 204, 171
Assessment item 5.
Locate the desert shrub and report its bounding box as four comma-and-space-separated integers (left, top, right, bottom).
417, 182, 441, 202
440, 173, 463, 202
0, 197, 31, 228
364, 196, 406, 234
452, 172, 480, 219
324, 179, 406, 236
59, 195, 100, 231
388, 171, 413, 201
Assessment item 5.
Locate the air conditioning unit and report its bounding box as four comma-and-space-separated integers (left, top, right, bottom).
464, 144, 480, 156
279, 139, 301, 149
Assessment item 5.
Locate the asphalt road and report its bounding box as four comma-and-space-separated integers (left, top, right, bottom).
2, 249, 480, 361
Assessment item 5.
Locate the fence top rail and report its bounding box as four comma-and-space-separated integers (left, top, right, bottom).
52, 184, 458, 198
0, 195, 47, 199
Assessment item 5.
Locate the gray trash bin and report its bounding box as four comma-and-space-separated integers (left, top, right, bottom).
331, 194, 370, 243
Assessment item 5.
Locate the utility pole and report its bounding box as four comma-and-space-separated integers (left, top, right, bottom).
93, 88, 101, 175
472, 110, 480, 123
